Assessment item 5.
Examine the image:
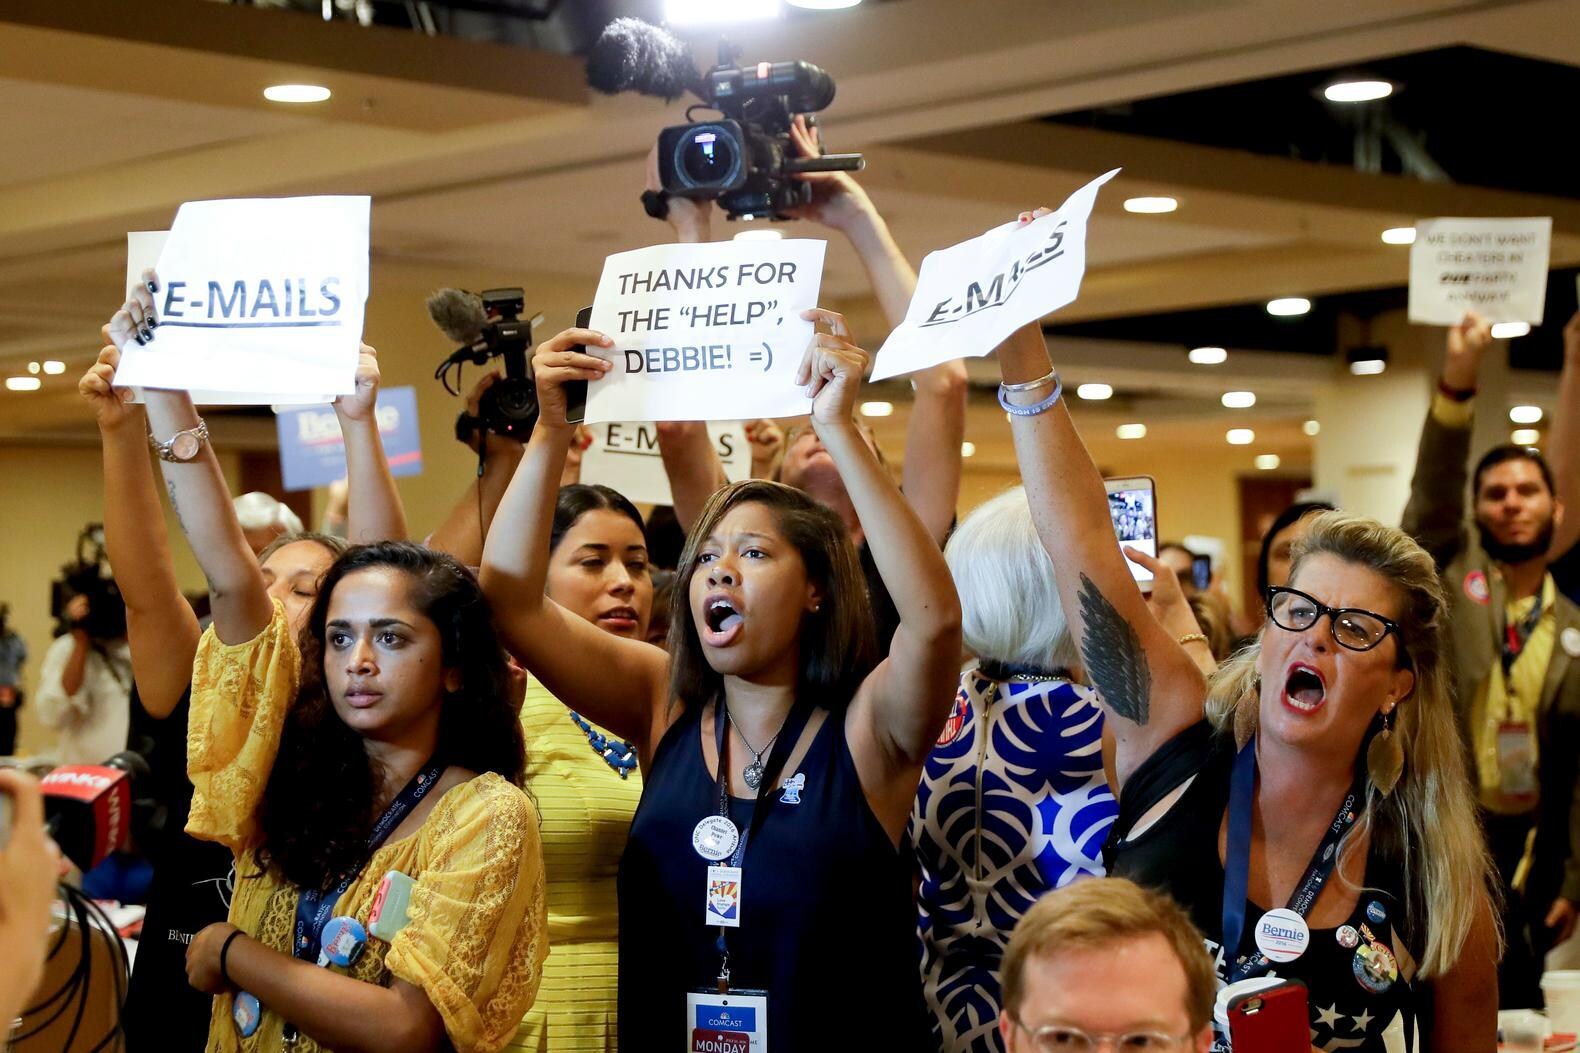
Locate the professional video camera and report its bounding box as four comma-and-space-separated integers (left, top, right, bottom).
428, 287, 546, 443
587, 18, 865, 221
50, 524, 126, 642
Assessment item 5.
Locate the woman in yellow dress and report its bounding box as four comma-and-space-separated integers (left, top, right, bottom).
508, 484, 651, 1052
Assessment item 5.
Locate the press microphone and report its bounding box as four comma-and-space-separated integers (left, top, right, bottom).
426, 288, 488, 345
586, 17, 705, 101
40, 751, 150, 872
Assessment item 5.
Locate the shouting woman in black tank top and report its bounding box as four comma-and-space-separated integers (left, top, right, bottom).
481, 311, 963, 1050
989, 290, 1498, 1052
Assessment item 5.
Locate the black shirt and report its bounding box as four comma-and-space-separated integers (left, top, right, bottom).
1107, 722, 1422, 1053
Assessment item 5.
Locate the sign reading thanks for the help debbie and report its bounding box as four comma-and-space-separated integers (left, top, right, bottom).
870, 169, 1118, 381
1408, 217, 1552, 326
580, 421, 750, 506
112, 196, 370, 400
274, 385, 423, 492
585, 239, 826, 423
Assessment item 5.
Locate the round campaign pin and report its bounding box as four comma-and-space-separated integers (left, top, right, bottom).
1463, 570, 1491, 606
232, 991, 263, 1037
1353, 942, 1398, 994
1336, 925, 1361, 949
319, 916, 368, 968
1254, 908, 1311, 964
692, 815, 740, 862
1365, 901, 1387, 925
1562, 627, 1580, 659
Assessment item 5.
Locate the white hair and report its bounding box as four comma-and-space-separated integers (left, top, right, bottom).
233, 491, 303, 535
945, 486, 1077, 670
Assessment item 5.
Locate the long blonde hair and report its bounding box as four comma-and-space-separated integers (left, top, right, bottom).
1205, 511, 1495, 978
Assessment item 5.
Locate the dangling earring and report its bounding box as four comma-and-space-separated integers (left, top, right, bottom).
1367, 707, 1405, 797
1233, 679, 1260, 750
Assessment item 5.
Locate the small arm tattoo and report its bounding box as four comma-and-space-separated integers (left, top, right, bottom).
164, 477, 187, 532
1077, 572, 1152, 725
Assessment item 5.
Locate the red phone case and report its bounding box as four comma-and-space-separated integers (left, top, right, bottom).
1227, 979, 1309, 1051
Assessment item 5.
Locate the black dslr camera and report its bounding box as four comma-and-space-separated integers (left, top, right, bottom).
430, 287, 545, 443
51, 524, 127, 641
588, 20, 864, 221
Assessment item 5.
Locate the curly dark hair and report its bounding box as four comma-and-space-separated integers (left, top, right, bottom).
254, 541, 525, 891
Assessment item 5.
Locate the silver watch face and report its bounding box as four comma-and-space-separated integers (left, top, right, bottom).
171, 431, 201, 461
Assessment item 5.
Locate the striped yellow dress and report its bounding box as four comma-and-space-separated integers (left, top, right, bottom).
508, 676, 643, 1052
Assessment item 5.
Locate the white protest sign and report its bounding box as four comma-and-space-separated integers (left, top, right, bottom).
585, 239, 826, 423
580, 421, 750, 506
1408, 217, 1551, 325
113, 196, 370, 400
870, 169, 1119, 381
122, 231, 332, 405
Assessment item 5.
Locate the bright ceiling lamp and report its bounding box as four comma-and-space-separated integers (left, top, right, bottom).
1509, 405, 1543, 424
666, 0, 779, 23
960, 441, 976, 457
5, 376, 42, 391
1076, 383, 1113, 401
1492, 321, 1531, 340
1226, 428, 1255, 445
1381, 227, 1416, 245
1188, 346, 1227, 365
1221, 391, 1257, 409
787, 0, 861, 8
43, 360, 66, 374
1323, 80, 1393, 103
859, 401, 893, 417
1512, 429, 1541, 446
1255, 454, 1282, 470
1267, 297, 1311, 317
1303, 419, 1321, 436
263, 84, 331, 103
1123, 196, 1178, 214
1116, 423, 1147, 440
733, 228, 784, 241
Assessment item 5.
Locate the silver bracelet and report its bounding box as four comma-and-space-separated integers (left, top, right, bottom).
998, 375, 1064, 416
1000, 367, 1058, 393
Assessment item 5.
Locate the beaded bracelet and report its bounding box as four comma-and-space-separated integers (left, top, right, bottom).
998, 372, 1063, 417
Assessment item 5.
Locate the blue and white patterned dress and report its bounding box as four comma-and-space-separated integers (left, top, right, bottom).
909, 670, 1118, 1053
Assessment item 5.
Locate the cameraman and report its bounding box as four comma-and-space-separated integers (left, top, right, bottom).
34, 589, 132, 766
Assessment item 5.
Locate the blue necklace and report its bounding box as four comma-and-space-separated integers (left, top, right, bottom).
568, 711, 638, 779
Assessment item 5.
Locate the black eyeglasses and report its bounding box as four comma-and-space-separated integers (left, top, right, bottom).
1265, 585, 1402, 653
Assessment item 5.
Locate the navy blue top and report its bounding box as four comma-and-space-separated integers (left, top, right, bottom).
618, 701, 929, 1050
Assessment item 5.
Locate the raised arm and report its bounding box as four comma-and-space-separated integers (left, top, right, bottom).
478, 328, 670, 755
1548, 311, 1580, 560
426, 373, 525, 567
785, 116, 966, 543
805, 310, 961, 785
656, 422, 728, 533
996, 309, 1204, 788
79, 342, 201, 717
336, 343, 408, 544
1401, 312, 1492, 567
113, 272, 271, 644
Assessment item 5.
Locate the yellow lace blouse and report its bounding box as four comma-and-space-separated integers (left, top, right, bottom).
187, 600, 547, 1053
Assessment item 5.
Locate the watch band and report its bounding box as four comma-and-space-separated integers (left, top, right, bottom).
149, 418, 209, 462
1436, 377, 1476, 402
641, 188, 671, 221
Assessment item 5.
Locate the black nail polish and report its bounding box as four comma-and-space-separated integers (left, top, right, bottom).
134, 334, 146, 346
147, 280, 158, 293
140, 327, 151, 341
147, 318, 158, 329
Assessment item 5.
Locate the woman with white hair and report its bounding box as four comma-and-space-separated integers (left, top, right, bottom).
909, 485, 1118, 1053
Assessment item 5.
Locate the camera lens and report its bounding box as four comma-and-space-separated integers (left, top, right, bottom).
680, 129, 738, 188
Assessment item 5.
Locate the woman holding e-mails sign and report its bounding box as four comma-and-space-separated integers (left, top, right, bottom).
989, 207, 1498, 1052
110, 274, 548, 1053
480, 311, 961, 1051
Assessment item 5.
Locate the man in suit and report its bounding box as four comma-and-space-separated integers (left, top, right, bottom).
1403, 308, 1580, 1007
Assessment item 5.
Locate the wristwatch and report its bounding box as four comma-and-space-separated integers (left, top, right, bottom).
150, 419, 209, 462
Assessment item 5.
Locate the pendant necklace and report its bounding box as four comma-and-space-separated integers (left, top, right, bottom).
726, 710, 782, 790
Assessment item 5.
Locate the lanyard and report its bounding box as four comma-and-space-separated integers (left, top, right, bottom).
1501, 587, 1548, 676
711, 697, 814, 982
292, 758, 443, 964
1221, 738, 1362, 983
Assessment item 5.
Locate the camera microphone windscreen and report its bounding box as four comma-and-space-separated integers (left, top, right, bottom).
586, 18, 701, 100
41, 751, 149, 872
427, 288, 488, 345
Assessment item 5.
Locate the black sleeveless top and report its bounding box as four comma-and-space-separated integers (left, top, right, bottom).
1106, 722, 1424, 1053
617, 701, 928, 1051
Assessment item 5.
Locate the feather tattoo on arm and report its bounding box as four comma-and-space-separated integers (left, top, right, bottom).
1076, 573, 1152, 725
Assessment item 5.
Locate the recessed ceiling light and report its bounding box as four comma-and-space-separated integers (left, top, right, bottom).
1492, 321, 1531, 340
1226, 428, 1255, 445
1303, 419, 1321, 437
1267, 297, 1312, 317
1123, 196, 1178, 214
1512, 428, 1540, 446
859, 400, 893, 417
1323, 79, 1393, 103
1255, 454, 1282, 470
27, 361, 41, 375
1381, 227, 1417, 245
665, 0, 779, 23
733, 228, 784, 241
1510, 405, 1543, 424
263, 84, 332, 104
960, 441, 976, 457
42, 360, 66, 374
1116, 423, 1147, 440
1350, 359, 1387, 376
1188, 346, 1227, 365
1221, 391, 1257, 409
1076, 383, 1114, 401
5, 377, 42, 391
787, 0, 860, 8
